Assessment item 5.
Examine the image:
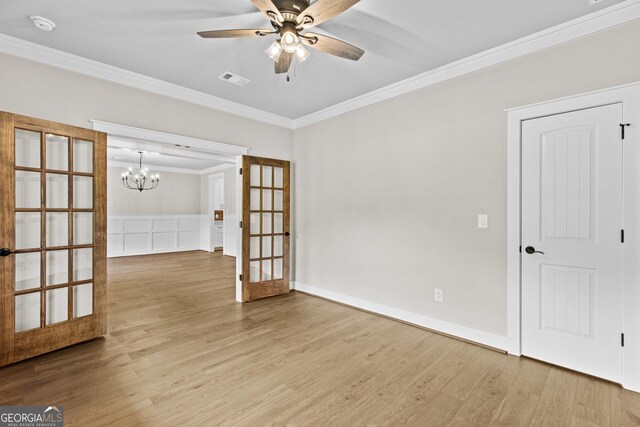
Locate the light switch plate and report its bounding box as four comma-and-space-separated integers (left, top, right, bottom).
478, 214, 488, 229
434, 288, 443, 303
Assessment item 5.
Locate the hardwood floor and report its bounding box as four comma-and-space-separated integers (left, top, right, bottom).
1, 251, 639, 426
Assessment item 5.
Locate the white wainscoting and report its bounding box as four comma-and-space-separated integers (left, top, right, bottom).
108, 214, 209, 258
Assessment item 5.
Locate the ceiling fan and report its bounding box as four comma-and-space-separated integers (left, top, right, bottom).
198, 0, 365, 74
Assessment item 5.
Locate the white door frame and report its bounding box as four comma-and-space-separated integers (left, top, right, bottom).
235, 155, 243, 302
507, 81, 640, 392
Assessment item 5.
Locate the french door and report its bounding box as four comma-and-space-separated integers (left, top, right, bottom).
521, 104, 624, 382
241, 156, 290, 301
0, 112, 107, 366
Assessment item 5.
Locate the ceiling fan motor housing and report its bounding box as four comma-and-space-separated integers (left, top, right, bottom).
273, 0, 310, 18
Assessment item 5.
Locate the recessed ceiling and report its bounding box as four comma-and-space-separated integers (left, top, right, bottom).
107, 147, 225, 171
0, 0, 627, 119
106, 138, 231, 172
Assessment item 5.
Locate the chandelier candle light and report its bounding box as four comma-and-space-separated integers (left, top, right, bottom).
122, 151, 160, 192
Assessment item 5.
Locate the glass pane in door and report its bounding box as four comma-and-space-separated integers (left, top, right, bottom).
15, 212, 41, 250
46, 212, 69, 247
73, 213, 93, 245
262, 213, 272, 234
274, 236, 283, 257
15, 293, 40, 333
73, 248, 93, 281
46, 174, 68, 209
73, 283, 93, 318
274, 167, 284, 188
73, 139, 93, 173
250, 237, 260, 259
15, 252, 41, 291
250, 213, 260, 235
46, 287, 68, 325
274, 213, 283, 234
262, 236, 272, 258
250, 261, 260, 283
16, 171, 41, 208
274, 258, 283, 280
250, 165, 261, 186
45, 134, 69, 171
45, 250, 69, 286
262, 166, 272, 187
15, 129, 41, 168
73, 176, 93, 209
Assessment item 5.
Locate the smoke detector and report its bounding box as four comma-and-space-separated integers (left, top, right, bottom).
218, 72, 251, 88
30, 16, 56, 32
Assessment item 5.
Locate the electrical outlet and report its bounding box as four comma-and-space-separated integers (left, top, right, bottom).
478, 214, 488, 229
434, 288, 443, 303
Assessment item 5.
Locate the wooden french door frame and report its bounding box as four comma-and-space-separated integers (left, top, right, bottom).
241, 155, 291, 302
0, 112, 107, 366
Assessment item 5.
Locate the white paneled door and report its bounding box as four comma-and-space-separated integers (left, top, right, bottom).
521, 104, 624, 382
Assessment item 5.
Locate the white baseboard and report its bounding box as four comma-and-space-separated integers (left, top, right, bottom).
292, 282, 508, 351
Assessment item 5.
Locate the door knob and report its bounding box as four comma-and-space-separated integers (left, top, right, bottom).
0, 248, 12, 257
284, 232, 290, 237
525, 246, 544, 255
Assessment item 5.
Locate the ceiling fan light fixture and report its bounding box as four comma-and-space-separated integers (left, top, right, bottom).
280, 29, 300, 53
295, 44, 310, 63
265, 40, 283, 62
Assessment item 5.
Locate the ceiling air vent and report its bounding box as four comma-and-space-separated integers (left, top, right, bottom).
218, 72, 251, 87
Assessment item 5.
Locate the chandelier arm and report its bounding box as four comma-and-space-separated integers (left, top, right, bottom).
123, 178, 137, 190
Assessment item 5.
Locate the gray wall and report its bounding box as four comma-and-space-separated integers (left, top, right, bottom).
108, 166, 202, 215
292, 19, 640, 336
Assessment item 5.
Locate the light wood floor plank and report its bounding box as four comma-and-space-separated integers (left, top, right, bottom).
0, 251, 638, 426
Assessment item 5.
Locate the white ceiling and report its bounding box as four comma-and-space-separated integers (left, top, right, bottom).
106, 137, 232, 172
107, 147, 225, 172
0, 0, 627, 119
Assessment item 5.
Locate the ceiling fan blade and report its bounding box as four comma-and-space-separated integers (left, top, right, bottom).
302, 33, 364, 61
251, 0, 284, 23
275, 51, 293, 74
198, 29, 274, 38
296, 0, 360, 29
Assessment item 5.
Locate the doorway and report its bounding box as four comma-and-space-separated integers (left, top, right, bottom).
507, 82, 640, 392
209, 173, 225, 253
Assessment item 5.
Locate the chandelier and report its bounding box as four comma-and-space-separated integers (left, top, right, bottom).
121, 151, 160, 192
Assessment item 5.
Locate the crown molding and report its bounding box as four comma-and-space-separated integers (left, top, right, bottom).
292, 0, 640, 129
0, 33, 294, 129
